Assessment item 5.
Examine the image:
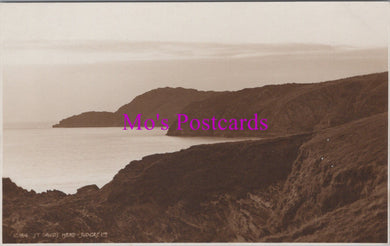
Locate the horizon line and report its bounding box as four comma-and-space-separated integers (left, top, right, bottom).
3, 39, 387, 49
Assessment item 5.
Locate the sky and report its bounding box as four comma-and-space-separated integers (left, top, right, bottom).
1, 2, 388, 124
1, 2, 388, 47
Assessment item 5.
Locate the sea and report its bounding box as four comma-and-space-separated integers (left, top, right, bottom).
2, 126, 245, 194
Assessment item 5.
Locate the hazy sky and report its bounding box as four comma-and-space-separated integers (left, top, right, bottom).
1, 2, 388, 124
1, 2, 388, 46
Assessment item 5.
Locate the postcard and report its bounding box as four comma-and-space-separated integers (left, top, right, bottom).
1, 1, 388, 244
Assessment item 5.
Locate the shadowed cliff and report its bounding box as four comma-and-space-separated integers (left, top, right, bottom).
167, 72, 387, 137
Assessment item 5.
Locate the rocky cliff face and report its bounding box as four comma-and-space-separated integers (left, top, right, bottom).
3, 112, 388, 243
167, 72, 388, 137
53, 87, 220, 128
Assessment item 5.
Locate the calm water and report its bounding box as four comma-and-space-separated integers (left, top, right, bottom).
3, 128, 245, 194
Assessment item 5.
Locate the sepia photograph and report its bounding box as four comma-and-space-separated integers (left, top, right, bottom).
1, 1, 388, 243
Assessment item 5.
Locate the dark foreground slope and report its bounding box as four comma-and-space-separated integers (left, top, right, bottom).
167, 72, 387, 137
3, 112, 387, 243
53, 87, 220, 127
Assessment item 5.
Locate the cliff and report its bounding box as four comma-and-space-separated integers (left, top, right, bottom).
53, 87, 220, 128
3, 112, 388, 243
167, 72, 388, 137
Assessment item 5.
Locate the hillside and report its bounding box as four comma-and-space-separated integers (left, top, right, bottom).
53, 87, 220, 128
167, 72, 387, 137
3, 112, 387, 243
53, 73, 386, 132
